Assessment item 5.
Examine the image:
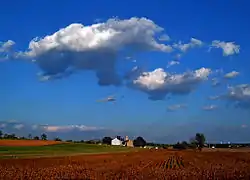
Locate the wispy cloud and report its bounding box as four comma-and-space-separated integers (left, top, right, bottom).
173, 38, 203, 52
221, 84, 250, 109
210, 40, 240, 56
208, 95, 220, 100
13, 124, 24, 130
166, 60, 180, 68
224, 71, 240, 79
202, 105, 218, 111
167, 104, 187, 111
158, 34, 170, 41
34, 124, 105, 132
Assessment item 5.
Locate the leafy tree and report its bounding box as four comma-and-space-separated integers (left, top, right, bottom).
195, 133, 206, 151
33, 136, 40, 140
0, 130, 2, 138
102, 137, 112, 145
41, 133, 47, 140
133, 136, 146, 147
28, 134, 32, 139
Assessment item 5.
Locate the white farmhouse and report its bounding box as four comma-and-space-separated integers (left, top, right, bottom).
111, 138, 122, 146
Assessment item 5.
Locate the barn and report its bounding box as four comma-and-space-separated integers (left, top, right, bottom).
111, 138, 122, 146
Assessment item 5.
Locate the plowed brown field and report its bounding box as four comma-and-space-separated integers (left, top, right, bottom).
1, 149, 250, 179
0, 140, 66, 146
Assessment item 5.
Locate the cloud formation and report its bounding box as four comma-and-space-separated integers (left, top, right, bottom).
173, 38, 203, 52
0, 16, 243, 104
210, 40, 240, 56
11, 17, 174, 86
130, 67, 211, 100
222, 84, 250, 109
33, 124, 104, 132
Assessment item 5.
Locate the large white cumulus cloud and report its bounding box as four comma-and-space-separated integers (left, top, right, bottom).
130, 67, 211, 100
20, 17, 172, 86
0, 16, 243, 103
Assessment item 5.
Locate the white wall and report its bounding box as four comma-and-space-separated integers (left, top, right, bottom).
111, 138, 122, 146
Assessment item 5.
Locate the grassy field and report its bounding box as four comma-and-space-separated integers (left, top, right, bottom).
0, 143, 135, 159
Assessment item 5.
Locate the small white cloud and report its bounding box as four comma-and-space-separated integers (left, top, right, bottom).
0, 40, 16, 61
124, 56, 136, 62
13, 124, 24, 130
158, 34, 170, 41
173, 38, 203, 52
208, 95, 220, 100
224, 71, 240, 79
214, 68, 224, 74
210, 40, 240, 56
0, 40, 15, 52
37, 68, 75, 82
211, 78, 221, 87
202, 105, 218, 111
167, 104, 187, 111
166, 60, 180, 68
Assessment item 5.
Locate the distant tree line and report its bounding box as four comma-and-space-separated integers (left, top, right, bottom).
0, 130, 48, 141
1, 129, 249, 149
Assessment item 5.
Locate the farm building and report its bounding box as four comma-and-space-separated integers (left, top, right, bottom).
125, 136, 134, 147
126, 140, 134, 147
111, 138, 122, 146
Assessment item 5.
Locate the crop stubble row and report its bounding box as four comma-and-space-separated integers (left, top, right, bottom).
0, 149, 250, 179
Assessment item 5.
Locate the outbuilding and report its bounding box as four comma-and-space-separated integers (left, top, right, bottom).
111, 138, 122, 146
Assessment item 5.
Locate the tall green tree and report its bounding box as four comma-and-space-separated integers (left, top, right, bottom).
41, 133, 47, 140
195, 133, 206, 151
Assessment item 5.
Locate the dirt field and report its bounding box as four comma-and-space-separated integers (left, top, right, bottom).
0, 140, 66, 146
1, 149, 250, 179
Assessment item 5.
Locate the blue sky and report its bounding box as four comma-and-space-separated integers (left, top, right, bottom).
1, 0, 250, 143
